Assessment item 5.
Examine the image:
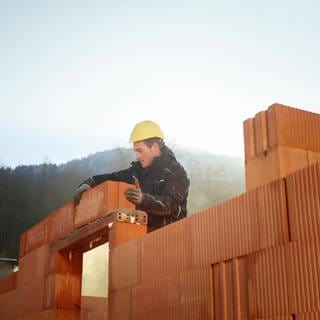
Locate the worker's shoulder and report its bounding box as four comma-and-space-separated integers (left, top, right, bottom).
164, 157, 188, 177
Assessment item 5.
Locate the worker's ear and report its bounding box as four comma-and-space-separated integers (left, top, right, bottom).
151, 142, 161, 156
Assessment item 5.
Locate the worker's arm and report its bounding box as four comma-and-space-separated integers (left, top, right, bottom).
125, 164, 189, 217
74, 167, 135, 205
90, 168, 134, 186
140, 172, 189, 217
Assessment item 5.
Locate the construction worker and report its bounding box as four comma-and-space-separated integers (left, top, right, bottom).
74, 120, 190, 232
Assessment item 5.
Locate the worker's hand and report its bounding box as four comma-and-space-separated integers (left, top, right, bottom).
73, 183, 92, 205
124, 187, 143, 205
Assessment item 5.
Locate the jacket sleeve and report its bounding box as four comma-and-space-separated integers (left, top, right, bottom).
91, 167, 134, 186
138, 164, 189, 217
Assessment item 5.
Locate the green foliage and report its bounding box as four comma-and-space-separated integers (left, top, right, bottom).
0, 146, 244, 260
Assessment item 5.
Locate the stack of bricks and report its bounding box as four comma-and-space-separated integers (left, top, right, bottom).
0, 181, 140, 320
244, 103, 320, 190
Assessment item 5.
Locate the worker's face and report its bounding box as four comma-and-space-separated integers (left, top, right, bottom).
133, 141, 158, 168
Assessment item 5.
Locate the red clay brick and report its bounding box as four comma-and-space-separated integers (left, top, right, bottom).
47, 201, 75, 243
81, 310, 107, 320
266, 102, 279, 149
244, 103, 279, 160
75, 181, 117, 227
247, 243, 290, 318
307, 150, 320, 165
219, 191, 260, 261
0, 288, 21, 320
108, 221, 147, 250
267, 103, 320, 152
245, 147, 278, 191
46, 251, 83, 275
213, 257, 249, 320
278, 146, 309, 177
81, 296, 107, 311
256, 179, 289, 249
288, 238, 320, 314
213, 261, 228, 319
118, 182, 136, 209
0, 271, 18, 294
16, 309, 81, 320
254, 110, 268, 155
108, 287, 131, 320
0, 292, 10, 320
106, 180, 120, 210
243, 117, 256, 161
132, 268, 212, 319
20, 278, 45, 317
179, 267, 213, 319
25, 218, 50, 254
245, 145, 308, 191
236, 257, 250, 319
44, 272, 82, 309
296, 311, 320, 319
16, 310, 50, 320
286, 162, 320, 242
140, 218, 191, 283
132, 275, 180, 319
109, 237, 141, 292
52, 309, 81, 320
75, 181, 134, 227
17, 245, 49, 287
189, 207, 221, 267
20, 202, 74, 257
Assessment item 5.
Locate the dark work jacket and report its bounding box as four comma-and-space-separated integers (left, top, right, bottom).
90, 145, 190, 232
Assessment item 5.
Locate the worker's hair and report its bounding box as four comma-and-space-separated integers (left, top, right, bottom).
144, 137, 164, 149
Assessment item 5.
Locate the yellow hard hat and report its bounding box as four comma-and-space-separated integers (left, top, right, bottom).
129, 120, 164, 143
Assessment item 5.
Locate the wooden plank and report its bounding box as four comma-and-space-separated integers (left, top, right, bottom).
50, 210, 147, 253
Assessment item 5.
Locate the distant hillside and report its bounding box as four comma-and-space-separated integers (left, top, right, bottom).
0, 145, 245, 261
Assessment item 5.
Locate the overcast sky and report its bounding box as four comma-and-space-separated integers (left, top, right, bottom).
1, 1, 319, 168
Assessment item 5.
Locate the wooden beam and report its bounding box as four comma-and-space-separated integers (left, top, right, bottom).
50, 209, 147, 253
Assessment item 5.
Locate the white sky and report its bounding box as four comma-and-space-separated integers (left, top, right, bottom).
1, 1, 320, 168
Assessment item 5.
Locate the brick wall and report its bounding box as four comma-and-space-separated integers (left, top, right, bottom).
0, 181, 136, 320
1, 103, 320, 319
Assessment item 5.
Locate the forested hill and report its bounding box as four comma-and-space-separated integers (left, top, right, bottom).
0, 145, 245, 261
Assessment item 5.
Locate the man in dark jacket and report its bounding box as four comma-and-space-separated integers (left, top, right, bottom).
74, 120, 190, 232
